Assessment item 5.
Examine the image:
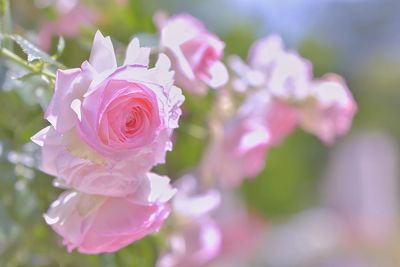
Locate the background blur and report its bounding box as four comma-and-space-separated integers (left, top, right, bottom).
1, 0, 399, 266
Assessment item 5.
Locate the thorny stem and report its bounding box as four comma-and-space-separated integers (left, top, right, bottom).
0, 46, 56, 81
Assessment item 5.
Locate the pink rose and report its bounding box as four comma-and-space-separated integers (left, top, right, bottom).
231, 35, 312, 100
157, 175, 222, 267
37, 2, 97, 51
239, 91, 299, 146
157, 219, 221, 267
248, 34, 284, 70
32, 31, 184, 195
44, 173, 176, 254
32, 126, 153, 196
231, 35, 356, 147
299, 74, 357, 144
172, 175, 221, 219
250, 35, 312, 99
205, 91, 298, 186
267, 51, 313, 100
214, 213, 265, 266
157, 13, 228, 94
204, 114, 269, 187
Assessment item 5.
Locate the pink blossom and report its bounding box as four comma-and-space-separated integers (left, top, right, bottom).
299, 74, 357, 144
205, 114, 269, 187
37, 2, 96, 51
157, 219, 221, 267
216, 213, 265, 265
172, 175, 221, 219
249, 35, 312, 100
232, 35, 312, 99
239, 91, 299, 145
44, 173, 175, 254
231, 35, 356, 147
32, 31, 184, 194
157, 175, 222, 267
207, 91, 298, 187
267, 51, 313, 100
157, 13, 228, 94
248, 34, 284, 70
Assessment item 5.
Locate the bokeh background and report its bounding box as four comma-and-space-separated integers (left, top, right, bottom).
1, 0, 399, 266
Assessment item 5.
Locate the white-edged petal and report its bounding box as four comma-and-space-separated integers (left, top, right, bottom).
124, 37, 151, 67
89, 30, 117, 73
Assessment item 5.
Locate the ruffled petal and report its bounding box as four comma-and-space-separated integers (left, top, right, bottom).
89, 30, 117, 73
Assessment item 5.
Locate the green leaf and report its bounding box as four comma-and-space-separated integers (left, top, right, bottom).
13, 72, 36, 82
10, 35, 60, 66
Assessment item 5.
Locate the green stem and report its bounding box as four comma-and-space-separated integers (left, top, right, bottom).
0, 47, 56, 80
0, 0, 13, 50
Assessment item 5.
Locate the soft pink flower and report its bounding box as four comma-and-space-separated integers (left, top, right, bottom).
44, 173, 175, 254
206, 114, 269, 187
157, 175, 222, 267
299, 74, 357, 144
231, 35, 356, 146
248, 34, 284, 70
157, 13, 228, 94
32, 31, 184, 194
216, 213, 265, 265
207, 91, 298, 187
267, 51, 313, 100
32, 126, 155, 196
172, 175, 221, 219
158, 219, 221, 267
250, 35, 312, 100
37, 3, 97, 51
239, 91, 298, 145
231, 35, 312, 99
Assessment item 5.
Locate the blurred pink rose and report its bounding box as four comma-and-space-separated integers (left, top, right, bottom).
44, 173, 175, 254
37, 2, 97, 51
299, 74, 357, 144
157, 219, 221, 267
231, 35, 356, 147
216, 213, 265, 266
248, 34, 284, 70
206, 115, 269, 187
157, 13, 228, 94
239, 91, 298, 145
157, 175, 222, 267
232, 34, 312, 100
250, 35, 312, 100
207, 91, 298, 186
32, 31, 184, 194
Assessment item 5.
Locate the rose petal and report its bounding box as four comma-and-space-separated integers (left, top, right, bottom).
89, 30, 117, 73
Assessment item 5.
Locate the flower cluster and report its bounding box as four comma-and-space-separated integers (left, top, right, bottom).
32, 31, 184, 253
30, 9, 357, 260
206, 35, 357, 186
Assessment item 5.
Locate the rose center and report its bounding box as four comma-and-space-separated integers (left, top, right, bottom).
123, 107, 142, 137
